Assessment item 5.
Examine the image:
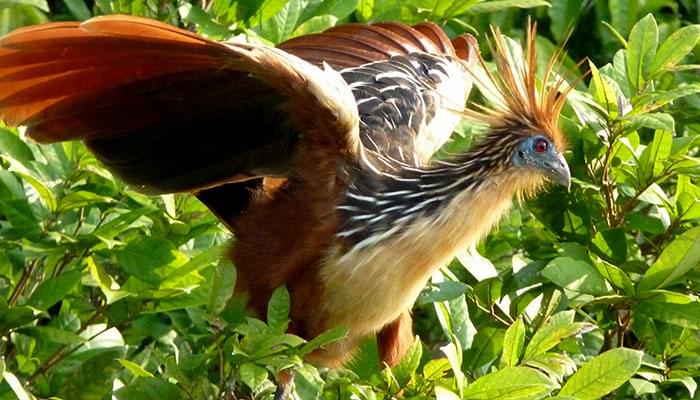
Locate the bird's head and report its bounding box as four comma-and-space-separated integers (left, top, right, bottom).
512, 134, 570, 189
462, 22, 576, 194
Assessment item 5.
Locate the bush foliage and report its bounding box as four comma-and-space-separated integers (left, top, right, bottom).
1, 0, 700, 399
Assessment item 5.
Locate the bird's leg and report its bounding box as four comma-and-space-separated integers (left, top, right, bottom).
274, 369, 295, 400
377, 311, 414, 367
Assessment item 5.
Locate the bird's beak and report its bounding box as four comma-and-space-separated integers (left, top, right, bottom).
544, 153, 571, 190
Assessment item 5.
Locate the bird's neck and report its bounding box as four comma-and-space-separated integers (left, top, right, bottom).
337, 135, 531, 250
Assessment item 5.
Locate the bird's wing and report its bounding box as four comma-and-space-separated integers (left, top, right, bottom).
283, 23, 479, 165
0, 16, 360, 193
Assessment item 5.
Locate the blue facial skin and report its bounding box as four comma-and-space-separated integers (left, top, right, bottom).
513, 135, 571, 189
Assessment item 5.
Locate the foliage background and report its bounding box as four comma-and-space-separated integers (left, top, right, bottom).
1, 0, 700, 399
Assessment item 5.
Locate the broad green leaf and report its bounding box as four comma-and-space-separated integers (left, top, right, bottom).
588, 61, 619, 108
239, 362, 269, 393
423, 358, 451, 381
291, 15, 337, 38
634, 291, 700, 329
608, 0, 638, 36
299, 326, 348, 356
626, 113, 674, 133
267, 285, 290, 332
294, 364, 324, 400
314, 0, 358, 18
559, 348, 643, 399
418, 281, 469, 304
0, 198, 41, 239
118, 359, 154, 378
651, 24, 700, 76
638, 130, 673, 184
524, 311, 596, 359
208, 260, 236, 315
16, 172, 57, 212
500, 318, 525, 367
594, 260, 635, 295
63, 0, 90, 20
524, 353, 577, 383
464, 326, 505, 370
466, 0, 550, 15
115, 237, 180, 286
548, 0, 583, 41
392, 336, 422, 386
178, 3, 232, 39
0, 127, 34, 166
19, 326, 86, 345
591, 229, 627, 264
626, 14, 658, 90
541, 257, 612, 295
637, 226, 700, 291
247, 0, 289, 27
27, 269, 84, 310
114, 377, 187, 400
462, 366, 556, 399
57, 190, 114, 212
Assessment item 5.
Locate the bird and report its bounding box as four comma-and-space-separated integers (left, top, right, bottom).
0, 16, 572, 369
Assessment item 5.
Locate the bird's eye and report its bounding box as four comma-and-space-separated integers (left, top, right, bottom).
533, 138, 548, 153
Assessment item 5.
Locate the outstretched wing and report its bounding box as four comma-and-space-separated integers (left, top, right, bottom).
0, 16, 479, 226
0, 16, 358, 193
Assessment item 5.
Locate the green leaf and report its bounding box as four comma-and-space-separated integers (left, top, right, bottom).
651, 24, 700, 76
466, 0, 550, 15
0, 127, 34, 166
208, 260, 236, 315
594, 260, 635, 295
118, 359, 154, 378
626, 14, 658, 90
500, 318, 525, 367
19, 326, 86, 345
27, 269, 83, 310
314, 0, 358, 18
548, 0, 583, 41
239, 362, 269, 393
16, 172, 57, 212
290, 14, 337, 38
0, 198, 41, 239
608, 0, 638, 37
559, 348, 643, 399
267, 285, 290, 332
418, 281, 469, 304
392, 336, 422, 386
626, 113, 675, 133
115, 237, 179, 286
178, 3, 232, 39
524, 311, 596, 359
541, 257, 612, 295
299, 326, 348, 356
63, 0, 91, 20
591, 229, 627, 264
638, 227, 700, 291
634, 291, 700, 328
57, 190, 114, 212
114, 377, 187, 400
638, 130, 673, 184
462, 366, 556, 399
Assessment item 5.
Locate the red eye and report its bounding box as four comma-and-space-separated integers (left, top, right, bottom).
534, 139, 548, 153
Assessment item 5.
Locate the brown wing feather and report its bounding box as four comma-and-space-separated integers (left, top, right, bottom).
0, 16, 360, 194
0, 16, 472, 222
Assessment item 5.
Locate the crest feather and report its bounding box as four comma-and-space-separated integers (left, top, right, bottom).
462, 21, 577, 150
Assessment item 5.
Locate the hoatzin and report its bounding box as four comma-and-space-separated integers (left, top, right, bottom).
0, 16, 571, 368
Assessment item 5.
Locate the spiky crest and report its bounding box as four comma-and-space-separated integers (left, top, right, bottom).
463, 21, 575, 151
